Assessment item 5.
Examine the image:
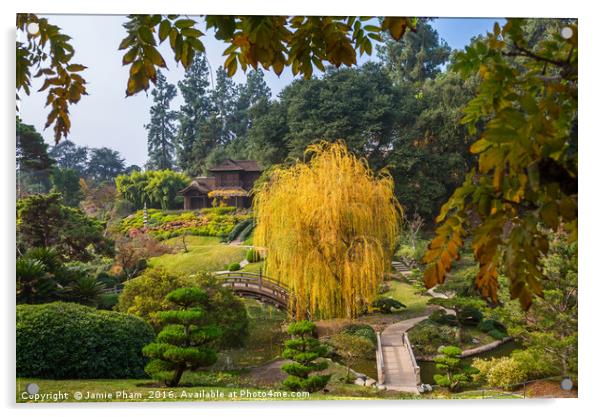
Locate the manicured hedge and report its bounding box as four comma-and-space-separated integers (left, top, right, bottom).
17, 302, 154, 379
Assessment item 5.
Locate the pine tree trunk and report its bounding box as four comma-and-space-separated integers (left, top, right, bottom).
168, 364, 186, 387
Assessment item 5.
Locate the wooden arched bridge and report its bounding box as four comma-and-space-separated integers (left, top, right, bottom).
215, 271, 290, 310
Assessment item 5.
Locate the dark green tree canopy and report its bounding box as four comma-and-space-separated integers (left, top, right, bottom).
281, 62, 403, 169
50, 167, 84, 207
49, 140, 88, 176
17, 193, 113, 260
16, 118, 55, 196
17, 118, 55, 174
86, 147, 126, 183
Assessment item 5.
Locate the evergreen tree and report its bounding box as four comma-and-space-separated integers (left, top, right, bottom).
279, 63, 403, 170
230, 69, 272, 140
49, 139, 88, 176
211, 66, 238, 146
176, 54, 213, 175
142, 287, 221, 387
376, 19, 451, 84
50, 167, 84, 207
246, 100, 290, 166
145, 71, 178, 170
86, 147, 125, 183
433, 346, 478, 392
281, 321, 330, 392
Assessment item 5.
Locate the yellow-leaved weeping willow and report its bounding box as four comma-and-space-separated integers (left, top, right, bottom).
253, 141, 402, 319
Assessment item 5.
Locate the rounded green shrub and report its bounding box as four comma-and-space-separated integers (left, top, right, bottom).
511, 348, 557, 380
477, 319, 507, 334
372, 297, 406, 314
17, 302, 154, 379
227, 262, 241, 271
429, 310, 458, 326
487, 329, 508, 340
342, 323, 377, 346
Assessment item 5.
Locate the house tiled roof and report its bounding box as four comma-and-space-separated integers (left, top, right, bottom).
179, 177, 215, 194
209, 159, 261, 172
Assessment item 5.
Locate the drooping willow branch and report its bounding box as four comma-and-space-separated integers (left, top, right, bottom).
253, 141, 402, 319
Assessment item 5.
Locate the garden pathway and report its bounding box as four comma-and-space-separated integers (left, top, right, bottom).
379, 314, 428, 393
378, 264, 453, 393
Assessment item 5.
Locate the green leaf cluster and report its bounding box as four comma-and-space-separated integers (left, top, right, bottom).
17, 193, 113, 261
423, 19, 577, 309
115, 169, 189, 210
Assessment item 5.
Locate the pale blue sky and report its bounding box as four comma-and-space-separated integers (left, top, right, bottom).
18, 16, 502, 167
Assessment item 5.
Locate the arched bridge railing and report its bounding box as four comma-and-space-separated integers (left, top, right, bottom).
215, 271, 290, 310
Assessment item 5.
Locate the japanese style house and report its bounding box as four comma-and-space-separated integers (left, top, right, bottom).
179, 159, 262, 209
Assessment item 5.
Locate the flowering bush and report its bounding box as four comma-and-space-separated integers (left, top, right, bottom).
118, 208, 251, 240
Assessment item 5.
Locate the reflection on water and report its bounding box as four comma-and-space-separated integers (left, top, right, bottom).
349, 357, 378, 379
211, 300, 288, 370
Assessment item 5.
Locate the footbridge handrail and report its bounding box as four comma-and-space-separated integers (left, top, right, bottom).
376, 332, 385, 385
215, 271, 290, 310
215, 271, 289, 290
402, 332, 421, 386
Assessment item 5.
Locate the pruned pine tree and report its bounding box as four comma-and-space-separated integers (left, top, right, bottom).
142, 287, 222, 387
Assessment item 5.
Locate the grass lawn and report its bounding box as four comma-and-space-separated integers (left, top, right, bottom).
16, 378, 320, 402
240, 260, 264, 273
382, 280, 431, 318
15, 377, 408, 403
148, 236, 247, 276
16, 360, 419, 403
16, 375, 528, 402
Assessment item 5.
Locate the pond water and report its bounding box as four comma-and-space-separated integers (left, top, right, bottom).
211, 300, 288, 370
418, 340, 522, 385
346, 340, 522, 384
351, 357, 378, 380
